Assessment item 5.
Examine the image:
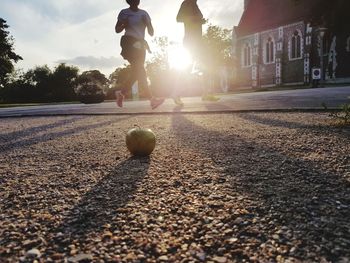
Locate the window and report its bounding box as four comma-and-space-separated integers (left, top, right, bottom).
346, 36, 350, 52
242, 43, 251, 67
265, 37, 274, 63
290, 30, 302, 59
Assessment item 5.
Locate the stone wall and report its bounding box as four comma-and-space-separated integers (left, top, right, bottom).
236, 21, 309, 87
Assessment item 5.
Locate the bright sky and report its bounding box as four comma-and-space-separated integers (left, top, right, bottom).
0, 0, 243, 76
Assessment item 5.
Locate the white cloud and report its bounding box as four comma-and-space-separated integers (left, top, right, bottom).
202, 1, 244, 28
56, 56, 124, 75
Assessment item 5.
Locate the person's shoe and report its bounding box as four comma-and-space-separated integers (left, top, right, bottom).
150, 97, 165, 110
173, 97, 184, 106
202, 94, 220, 102
115, 92, 124, 107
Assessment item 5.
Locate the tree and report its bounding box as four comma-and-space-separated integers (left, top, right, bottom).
108, 66, 132, 99
0, 18, 22, 88
146, 37, 171, 97
199, 25, 233, 92
23, 65, 52, 101
78, 70, 109, 88
76, 70, 108, 103
291, 0, 350, 32
319, 0, 350, 33
147, 36, 170, 72
146, 27, 234, 96
50, 63, 79, 102
0, 67, 51, 103
0, 63, 79, 103
0, 74, 35, 103
201, 25, 232, 72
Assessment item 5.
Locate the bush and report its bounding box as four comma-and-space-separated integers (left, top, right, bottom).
76, 82, 105, 104
322, 102, 350, 126
75, 70, 109, 104
79, 94, 105, 104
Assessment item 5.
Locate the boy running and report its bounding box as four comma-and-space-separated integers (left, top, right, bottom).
115, 0, 164, 109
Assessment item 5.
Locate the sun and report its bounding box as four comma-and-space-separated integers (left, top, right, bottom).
168, 45, 192, 70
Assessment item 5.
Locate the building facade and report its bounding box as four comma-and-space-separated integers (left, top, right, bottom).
234, 0, 350, 88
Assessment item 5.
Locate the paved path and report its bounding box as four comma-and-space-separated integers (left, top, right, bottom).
0, 86, 349, 117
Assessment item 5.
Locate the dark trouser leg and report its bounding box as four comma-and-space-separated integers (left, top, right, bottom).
134, 60, 152, 99
121, 49, 152, 99
120, 69, 136, 97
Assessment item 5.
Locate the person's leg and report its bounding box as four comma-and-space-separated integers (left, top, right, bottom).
134, 60, 152, 99
170, 69, 187, 106
190, 40, 219, 102
115, 65, 137, 107
171, 41, 198, 106
172, 76, 184, 106
201, 76, 219, 101
133, 50, 164, 109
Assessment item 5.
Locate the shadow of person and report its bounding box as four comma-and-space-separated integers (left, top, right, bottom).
0, 116, 86, 142
0, 117, 129, 153
53, 156, 150, 240
170, 113, 350, 261
238, 112, 350, 138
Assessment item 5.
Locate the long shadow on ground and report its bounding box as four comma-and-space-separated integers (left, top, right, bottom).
0, 116, 129, 153
0, 116, 85, 142
50, 157, 150, 248
171, 113, 350, 261
238, 112, 350, 138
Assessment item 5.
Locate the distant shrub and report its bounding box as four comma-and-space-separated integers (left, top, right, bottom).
322, 102, 350, 126
76, 70, 108, 104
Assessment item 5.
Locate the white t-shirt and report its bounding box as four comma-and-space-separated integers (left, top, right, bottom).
118, 8, 151, 40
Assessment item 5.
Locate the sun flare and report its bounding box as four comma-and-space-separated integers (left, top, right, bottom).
168, 45, 192, 70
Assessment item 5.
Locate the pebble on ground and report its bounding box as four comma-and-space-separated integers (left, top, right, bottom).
0, 113, 349, 262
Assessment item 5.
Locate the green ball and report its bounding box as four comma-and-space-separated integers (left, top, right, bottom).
126, 127, 156, 156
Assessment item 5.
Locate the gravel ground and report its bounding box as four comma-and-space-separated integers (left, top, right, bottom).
0, 113, 349, 263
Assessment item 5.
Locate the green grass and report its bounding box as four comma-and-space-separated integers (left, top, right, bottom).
0, 103, 41, 108
0, 101, 80, 109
